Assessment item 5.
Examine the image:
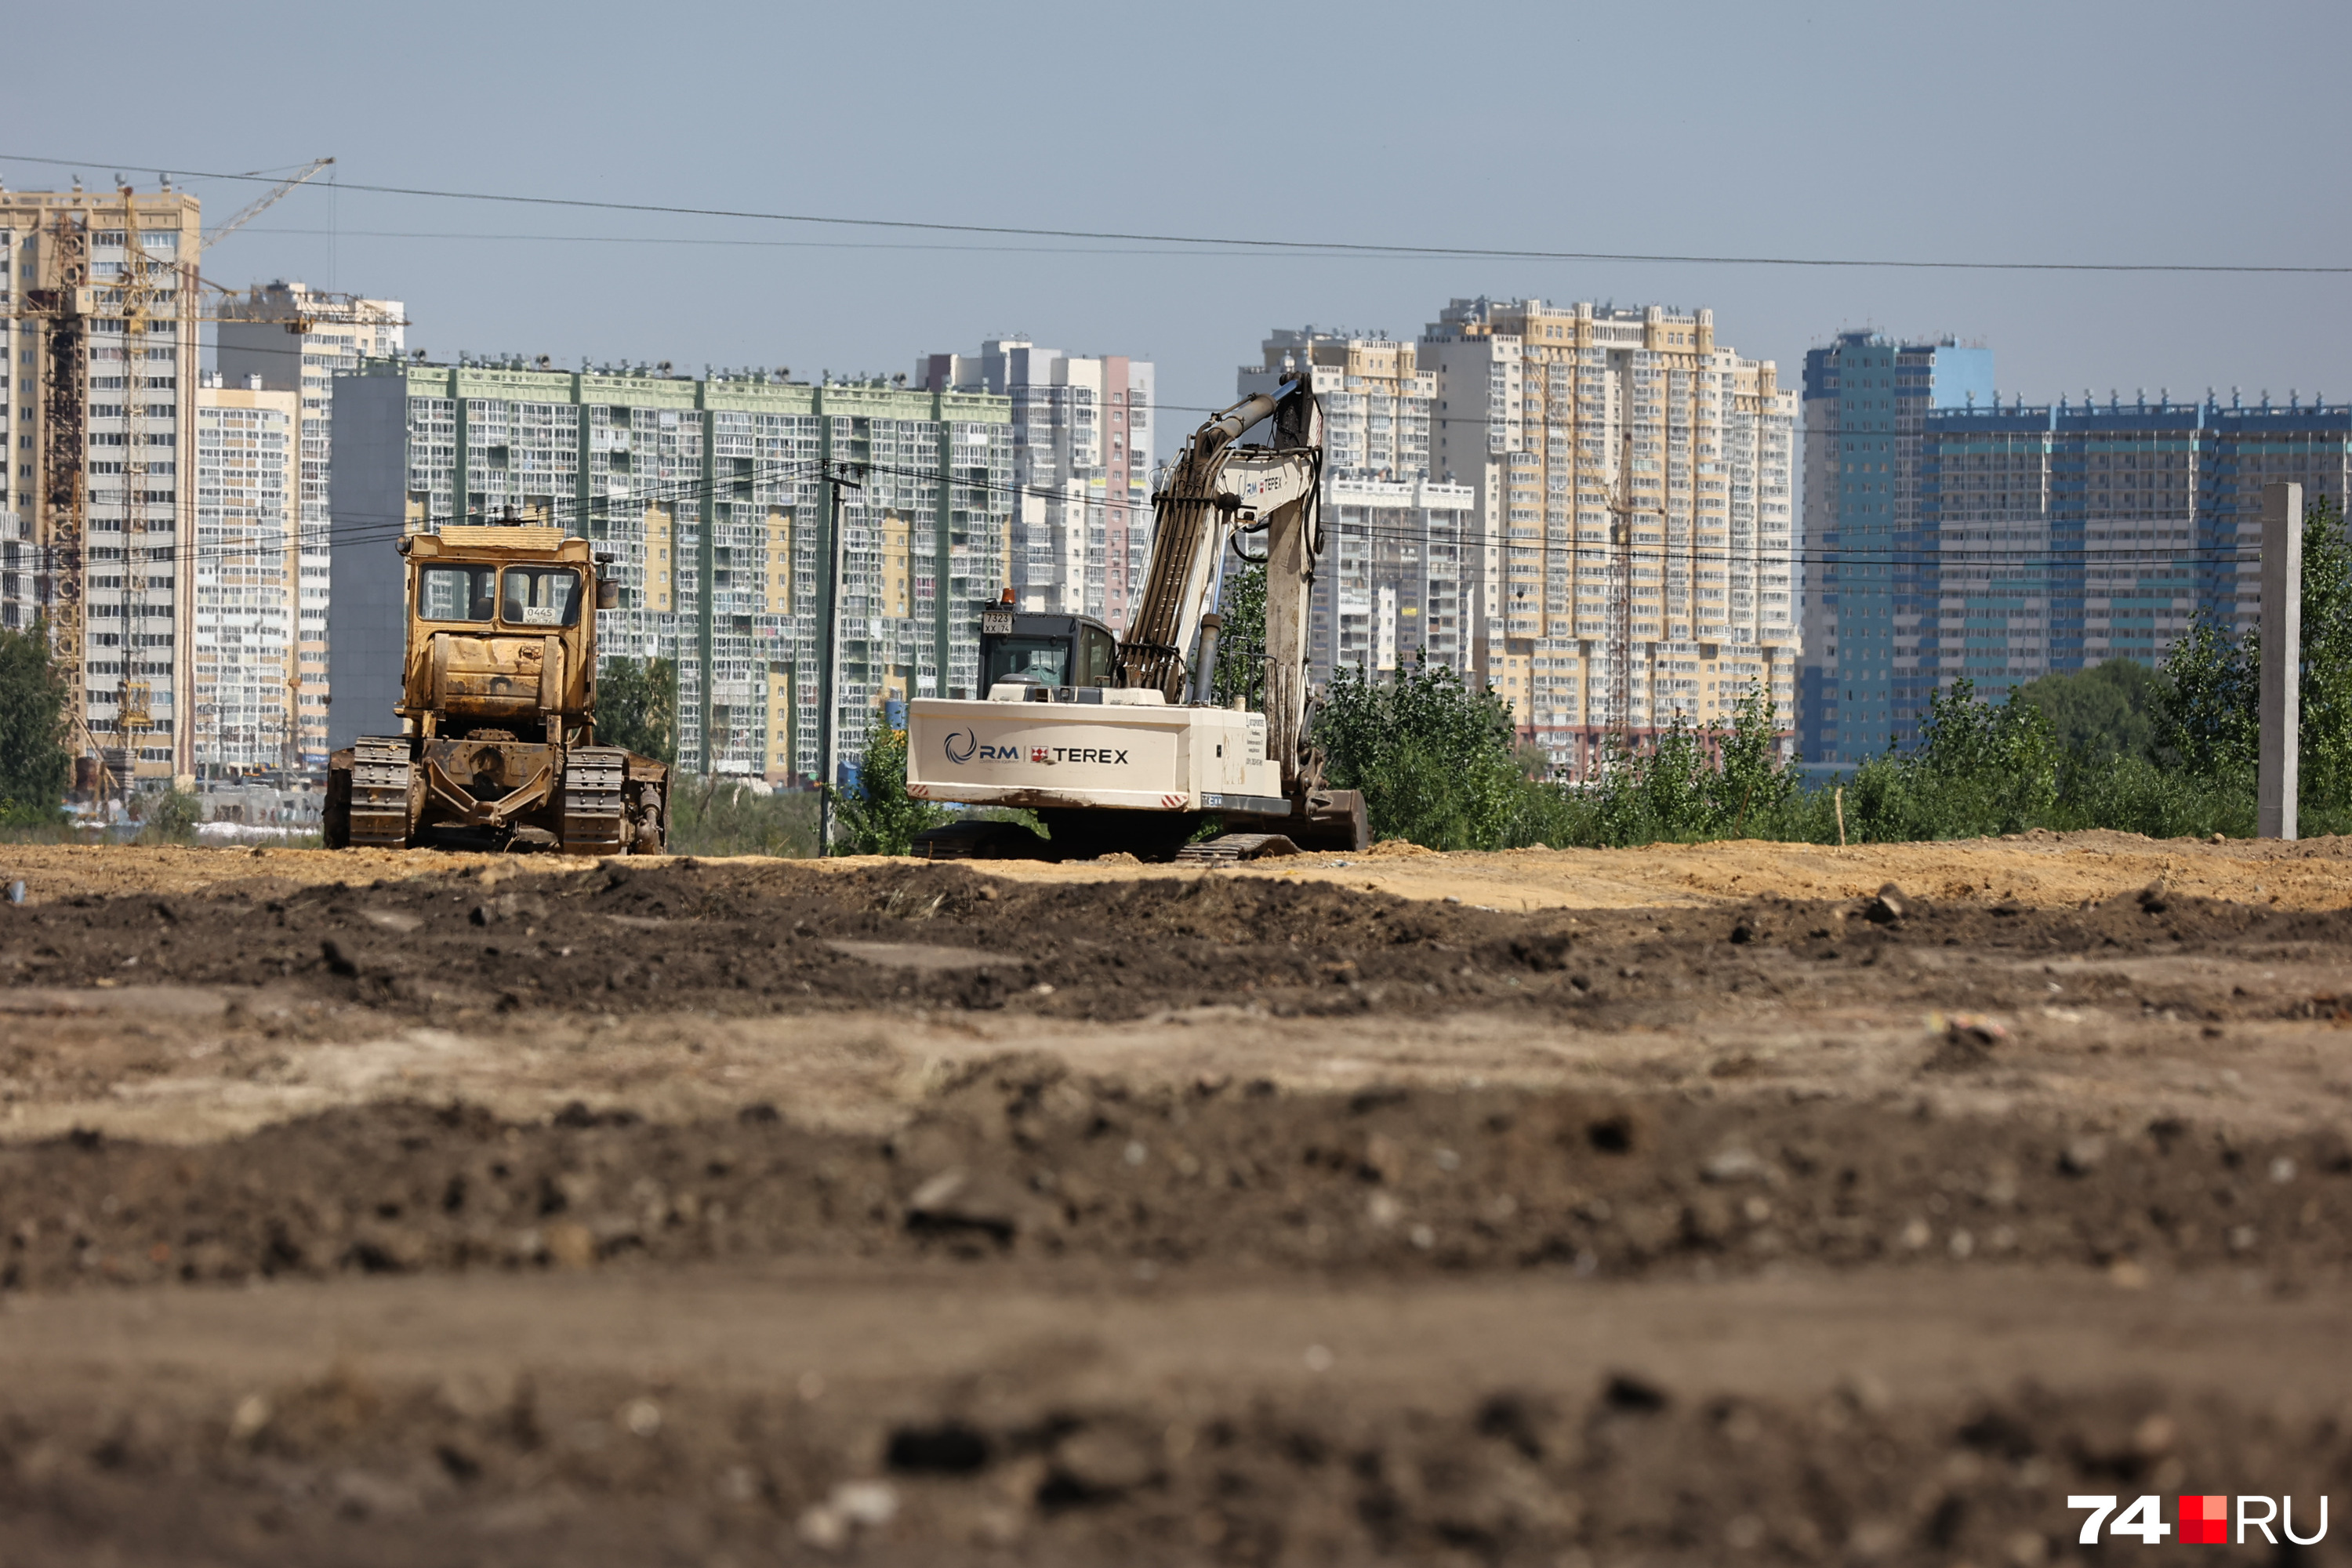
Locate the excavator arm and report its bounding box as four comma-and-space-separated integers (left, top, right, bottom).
1117, 376, 1323, 790
903, 370, 1364, 859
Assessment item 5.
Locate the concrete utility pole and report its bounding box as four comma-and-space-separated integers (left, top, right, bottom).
815, 463, 862, 856
2259, 481, 2302, 840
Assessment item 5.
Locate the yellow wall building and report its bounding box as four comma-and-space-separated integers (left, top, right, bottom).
1421, 299, 1798, 775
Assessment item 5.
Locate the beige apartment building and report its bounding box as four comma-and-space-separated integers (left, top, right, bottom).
917, 341, 1155, 630
0, 183, 203, 782
1421, 299, 1798, 775
1236, 330, 1466, 684
190, 376, 299, 768
217, 281, 404, 763
1239, 328, 1435, 480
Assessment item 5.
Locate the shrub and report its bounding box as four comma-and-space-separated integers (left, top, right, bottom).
829, 725, 946, 855
135, 786, 202, 845
1586, 685, 1800, 844
668, 778, 818, 857
1844, 680, 2060, 842
1316, 656, 1528, 849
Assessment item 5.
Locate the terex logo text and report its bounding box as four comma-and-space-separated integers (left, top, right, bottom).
2068, 1493, 2328, 1545
939, 731, 1130, 768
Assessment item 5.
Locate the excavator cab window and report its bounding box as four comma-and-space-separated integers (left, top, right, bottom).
500, 566, 583, 627
1076, 625, 1118, 686
419, 564, 497, 622
985, 637, 1069, 689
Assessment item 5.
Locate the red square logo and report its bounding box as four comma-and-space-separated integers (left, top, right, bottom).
2180, 1494, 2229, 1544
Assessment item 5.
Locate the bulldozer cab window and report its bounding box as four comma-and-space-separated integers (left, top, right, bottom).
419, 564, 497, 622
500, 566, 583, 627
984, 637, 1069, 689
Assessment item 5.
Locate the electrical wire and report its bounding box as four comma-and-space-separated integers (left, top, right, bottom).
15, 436, 2270, 583
2, 149, 2346, 274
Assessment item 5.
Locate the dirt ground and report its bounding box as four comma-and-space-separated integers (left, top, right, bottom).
2, 837, 2350, 1564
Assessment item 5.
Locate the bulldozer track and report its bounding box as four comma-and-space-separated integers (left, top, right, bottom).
560, 746, 628, 855
345, 738, 414, 849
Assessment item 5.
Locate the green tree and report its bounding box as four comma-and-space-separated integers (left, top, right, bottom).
0, 619, 71, 822
2285, 493, 2352, 806
2155, 610, 2256, 778
1315, 655, 1526, 848
1846, 678, 2060, 841
2017, 659, 2161, 763
597, 655, 677, 764
2156, 494, 2352, 808
1588, 684, 1800, 844
1210, 561, 1266, 708
829, 724, 946, 855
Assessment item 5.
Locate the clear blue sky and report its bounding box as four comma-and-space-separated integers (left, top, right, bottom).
8, 0, 2347, 444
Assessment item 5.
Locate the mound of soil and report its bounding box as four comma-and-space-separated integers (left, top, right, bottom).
2, 860, 2341, 1033
7, 855, 2350, 1566
7, 1339, 2342, 1567
6, 1062, 2347, 1293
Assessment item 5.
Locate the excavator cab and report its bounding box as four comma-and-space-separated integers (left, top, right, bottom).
978, 610, 1120, 695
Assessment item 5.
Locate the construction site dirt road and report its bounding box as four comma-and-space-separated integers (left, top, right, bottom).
2, 835, 2350, 1565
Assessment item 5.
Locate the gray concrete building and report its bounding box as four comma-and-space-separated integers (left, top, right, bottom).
330, 361, 1012, 780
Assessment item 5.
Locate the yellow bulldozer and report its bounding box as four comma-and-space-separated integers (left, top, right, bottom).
323, 526, 671, 854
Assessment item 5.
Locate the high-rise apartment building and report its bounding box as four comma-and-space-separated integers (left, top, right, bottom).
1232, 330, 1466, 684
1313, 476, 1479, 681
217, 281, 404, 764
1795, 332, 1996, 764
1237, 328, 1435, 480
1421, 299, 1798, 774
916, 340, 1153, 630
1911, 392, 2348, 709
0, 185, 202, 782
190, 375, 298, 768
331, 361, 1012, 781
1799, 329, 2350, 762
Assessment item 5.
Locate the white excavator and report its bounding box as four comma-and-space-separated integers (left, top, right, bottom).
905, 373, 1367, 860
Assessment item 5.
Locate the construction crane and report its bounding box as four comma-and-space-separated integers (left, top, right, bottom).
12, 165, 392, 795
1602, 426, 1664, 763
199, 158, 332, 258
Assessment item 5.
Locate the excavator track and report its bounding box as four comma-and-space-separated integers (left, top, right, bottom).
560, 746, 629, 855
346, 737, 416, 849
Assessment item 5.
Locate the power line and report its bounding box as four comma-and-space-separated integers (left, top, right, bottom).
234, 224, 1447, 261
20, 425, 2272, 581
2, 150, 2346, 275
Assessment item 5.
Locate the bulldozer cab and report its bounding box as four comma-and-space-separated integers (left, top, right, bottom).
326, 525, 666, 855
398, 527, 609, 746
